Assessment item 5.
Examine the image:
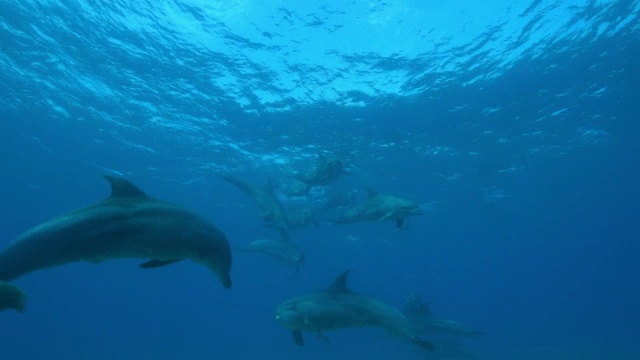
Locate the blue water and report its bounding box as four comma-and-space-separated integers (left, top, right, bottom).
1, 0, 639, 359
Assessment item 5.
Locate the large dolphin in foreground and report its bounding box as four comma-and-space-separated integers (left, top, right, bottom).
275, 271, 434, 351
327, 189, 424, 228
0, 281, 26, 312
0, 176, 232, 288
218, 174, 290, 231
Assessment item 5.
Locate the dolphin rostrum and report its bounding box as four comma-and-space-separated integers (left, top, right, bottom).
0, 176, 232, 288
327, 189, 424, 228
0, 281, 26, 312
218, 173, 290, 231
275, 270, 434, 350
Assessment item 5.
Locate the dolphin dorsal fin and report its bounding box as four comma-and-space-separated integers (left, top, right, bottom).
366, 188, 378, 198
103, 175, 149, 198
326, 270, 352, 293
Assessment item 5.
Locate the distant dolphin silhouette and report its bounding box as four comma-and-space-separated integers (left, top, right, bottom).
238, 230, 304, 273
0, 281, 26, 312
0, 176, 232, 289
327, 189, 424, 228
292, 154, 349, 192
275, 270, 434, 351
218, 173, 290, 231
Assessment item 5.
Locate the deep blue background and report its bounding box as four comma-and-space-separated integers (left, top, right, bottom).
1, 1, 639, 359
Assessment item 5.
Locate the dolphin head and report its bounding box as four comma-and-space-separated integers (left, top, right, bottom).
192, 226, 233, 289
400, 203, 425, 216
275, 298, 308, 330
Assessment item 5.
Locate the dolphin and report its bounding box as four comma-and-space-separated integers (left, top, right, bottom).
284, 207, 319, 229
404, 294, 484, 337
238, 231, 304, 273
275, 270, 434, 350
292, 154, 348, 192
0, 176, 232, 288
0, 281, 26, 312
327, 189, 424, 228
218, 174, 290, 231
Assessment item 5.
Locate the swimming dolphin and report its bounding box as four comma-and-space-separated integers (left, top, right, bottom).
404, 294, 484, 337
0, 281, 26, 312
285, 207, 319, 229
292, 154, 348, 192
0, 176, 232, 288
238, 231, 304, 273
218, 174, 290, 231
275, 270, 434, 350
327, 189, 424, 228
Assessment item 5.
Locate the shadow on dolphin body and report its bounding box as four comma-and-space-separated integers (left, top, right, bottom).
0, 281, 26, 312
275, 270, 435, 351
0, 175, 232, 289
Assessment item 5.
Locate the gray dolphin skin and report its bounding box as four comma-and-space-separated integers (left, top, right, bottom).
219, 174, 290, 230
275, 270, 434, 350
0, 281, 26, 312
0, 176, 232, 289
328, 189, 424, 228
404, 294, 484, 337
239, 236, 304, 273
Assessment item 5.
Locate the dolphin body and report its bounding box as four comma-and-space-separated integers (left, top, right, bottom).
404, 294, 484, 337
239, 235, 304, 273
328, 189, 424, 228
219, 174, 290, 231
0, 176, 232, 288
0, 281, 26, 312
275, 271, 434, 350
285, 207, 319, 229
292, 154, 348, 192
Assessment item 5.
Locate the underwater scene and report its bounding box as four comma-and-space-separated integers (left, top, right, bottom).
1, 1, 639, 359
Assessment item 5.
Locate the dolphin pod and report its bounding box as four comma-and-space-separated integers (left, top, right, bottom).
0, 176, 233, 294
275, 270, 434, 351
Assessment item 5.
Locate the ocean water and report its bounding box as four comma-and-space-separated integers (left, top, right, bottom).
1, 0, 639, 359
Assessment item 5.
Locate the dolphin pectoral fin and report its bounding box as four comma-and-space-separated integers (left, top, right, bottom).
139, 259, 183, 269
292, 330, 305, 346
411, 337, 435, 351
395, 218, 405, 228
